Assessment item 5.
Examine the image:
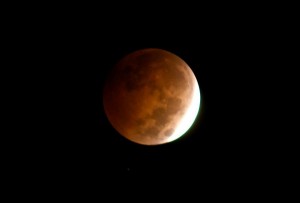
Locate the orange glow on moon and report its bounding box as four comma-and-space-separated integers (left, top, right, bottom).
103, 48, 201, 145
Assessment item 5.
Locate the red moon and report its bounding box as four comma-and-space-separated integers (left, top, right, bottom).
103, 48, 201, 145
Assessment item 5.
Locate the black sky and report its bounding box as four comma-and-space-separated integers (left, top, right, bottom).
42, 26, 265, 180
10, 4, 286, 197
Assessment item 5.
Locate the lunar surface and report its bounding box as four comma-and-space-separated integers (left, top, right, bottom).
103, 48, 201, 145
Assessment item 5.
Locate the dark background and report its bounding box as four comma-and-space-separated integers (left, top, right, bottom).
8, 3, 288, 198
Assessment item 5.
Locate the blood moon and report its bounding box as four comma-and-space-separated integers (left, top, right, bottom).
103, 48, 201, 145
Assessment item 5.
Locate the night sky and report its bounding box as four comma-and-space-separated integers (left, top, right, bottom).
11, 4, 285, 198
46, 32, 265, 182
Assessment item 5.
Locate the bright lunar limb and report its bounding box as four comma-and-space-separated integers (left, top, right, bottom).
166, 74, 200, 143
103, 48, 201, 145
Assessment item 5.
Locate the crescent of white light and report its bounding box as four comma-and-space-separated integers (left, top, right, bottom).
166, 73, 201, 143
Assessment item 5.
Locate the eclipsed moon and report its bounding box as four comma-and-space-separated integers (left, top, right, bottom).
103, 48, 201, 145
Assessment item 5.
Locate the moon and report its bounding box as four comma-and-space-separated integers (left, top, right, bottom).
103, 48, 201, 145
